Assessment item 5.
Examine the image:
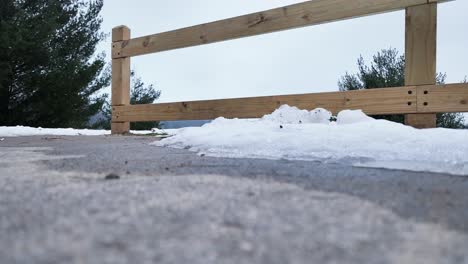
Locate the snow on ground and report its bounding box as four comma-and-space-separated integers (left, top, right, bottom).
154, 105, 468, 176
1, 106, 467, 176
0, 126, 175, 137
0, 126, 110, 137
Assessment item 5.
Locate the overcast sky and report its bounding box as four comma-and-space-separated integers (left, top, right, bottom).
99, 0, 468, 103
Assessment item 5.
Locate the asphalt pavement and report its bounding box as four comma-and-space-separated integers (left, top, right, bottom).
1, 136, 467, 264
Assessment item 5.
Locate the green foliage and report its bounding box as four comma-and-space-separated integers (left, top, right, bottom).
129, 72, 161, 130
338, 48, 465, 128
93, 71, 161, 130
436, 113, 466, 129
0, 0, 109, 128
339, 49, 405, 91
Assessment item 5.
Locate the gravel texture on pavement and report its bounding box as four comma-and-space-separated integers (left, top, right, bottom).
1, 136, 467, 264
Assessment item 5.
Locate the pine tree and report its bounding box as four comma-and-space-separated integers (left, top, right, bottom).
0, 0, 109, 128
129, 73, 161, 130
338, 48, 465, 128
92, 71, 161, 131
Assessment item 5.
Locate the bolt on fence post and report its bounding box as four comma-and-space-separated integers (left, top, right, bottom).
404, 3, 437, 128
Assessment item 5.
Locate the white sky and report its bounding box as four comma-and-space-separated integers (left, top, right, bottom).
99, 0, 468, 103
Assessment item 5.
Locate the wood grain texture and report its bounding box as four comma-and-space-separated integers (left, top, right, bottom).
417, 83, 468, 113
405, 3, 437, 86
111, 26, 131, 134
405, 113, 437, 128
112, 26, 131, 42
111, 122, 130, 135
112, 86, 418, 122
404, 3, 437, 128
112, 83, 467, 122
111, 58, 130, 106
111, 0, 439, 58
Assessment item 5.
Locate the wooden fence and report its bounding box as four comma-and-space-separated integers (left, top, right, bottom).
111, 0, 467, 134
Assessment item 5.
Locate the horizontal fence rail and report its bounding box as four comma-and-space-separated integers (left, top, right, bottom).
111, 0, 465, 134
112, 83, 468, 122
112, 0, 450, 58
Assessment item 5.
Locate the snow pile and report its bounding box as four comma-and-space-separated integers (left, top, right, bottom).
154, 105, 468, 176
263, 105, 332, 124
336, 109, 374, 124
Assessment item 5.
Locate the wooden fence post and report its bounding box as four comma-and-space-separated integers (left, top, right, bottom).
111, 26, 131, 135
404, 3, 437, 128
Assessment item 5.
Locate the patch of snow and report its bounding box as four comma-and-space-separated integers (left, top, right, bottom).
262, 105, 332, 124
151, 128, 178, 136
0, 126, 110, 137
154, 105, 468, 176
337, 109, 374, 124
0, 126, 175, 137
131, 128, 177, 136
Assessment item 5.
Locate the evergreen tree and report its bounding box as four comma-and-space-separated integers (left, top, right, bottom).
129, 72, 161, 130
92, 71, 161, 131
339, 48, 465, 128
0, 0, 109, 128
